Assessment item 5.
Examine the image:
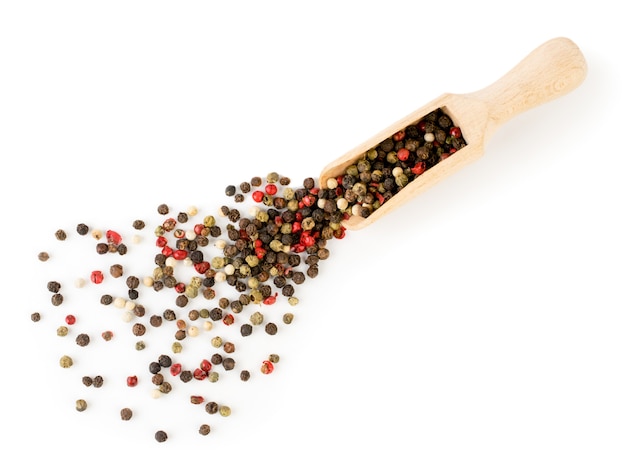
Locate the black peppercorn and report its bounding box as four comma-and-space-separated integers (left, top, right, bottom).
163, 309, 176, 321
154, 430, 168, 442
149, 362, 161, 374
76, 223, 89, 235
205, 401, 218, 414
55, 229, 67, 241
158, 354, 172, 368
222, 357, 235, 371
47, 281, 61, 293
100, 294, 113, 305
265, 322, 278, 335
180, 370, 193, 383
157, 204, 169, 215
240, 323, 253, 337
240, 370, 251, 381
93, 375, 104, 388
76, 333, 90, 347
120, 408, 133, 421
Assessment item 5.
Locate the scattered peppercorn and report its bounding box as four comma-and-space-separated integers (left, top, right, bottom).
31, 312, 41, 322
154, 430, 168, 442
265, 322, 278, 335
120, 408, 133, 421
55, 229, 67, 241
59, 355, 73, 368
76, 333, 90, 347
38, 252, 50, 262
75, 399, 88, 412
199, 424, 211, 436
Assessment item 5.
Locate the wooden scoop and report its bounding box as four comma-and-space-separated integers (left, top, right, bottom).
319, 37, 587, 230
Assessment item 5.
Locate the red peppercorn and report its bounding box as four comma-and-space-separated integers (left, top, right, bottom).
302, 195, 315, 207
175, 282, 186, 293
397, 148, 410, 161
199, 359, 212, 373
170, 363, 182, 377
393, 129, 405, 141
255, 247, 266, 259
90, 270, 104, 284
173, 249, 188, 260
263, 293, 278, 306
291, 221, 302, 233
301, 233, 315, 247
450, 126, 462, 138
65, 314, 76, 325
333, 227, 346, 240
156, 236, 168, 247
161, 246, 173, 257
265, 184, 278, 195
190, 395, 205, 405
251, 190, 264, 202
260, 360, 274, 374
193, 368, 207, 380
193, 224, 205, 235
411, 162, 427, 176
222, 314, 235, 326
126, 375, 138, 387
194, 261, 210, 274
106, 230, 122, 245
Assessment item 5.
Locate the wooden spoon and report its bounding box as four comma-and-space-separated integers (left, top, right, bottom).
319, 37, 587, 230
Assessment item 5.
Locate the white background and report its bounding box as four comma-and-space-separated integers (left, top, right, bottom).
1, 1, 624, 466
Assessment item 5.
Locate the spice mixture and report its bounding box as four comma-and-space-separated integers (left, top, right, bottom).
31, 108, 465, 441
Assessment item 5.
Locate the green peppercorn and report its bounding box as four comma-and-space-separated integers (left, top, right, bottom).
57, 326, 69, 337
75, 399, 87, 412
59, 355, 73, 368
269, 354, 280, 363
219, 405, 231, 417
250, 311, 264, 325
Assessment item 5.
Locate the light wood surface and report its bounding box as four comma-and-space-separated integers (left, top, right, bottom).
320, 37, 587, 230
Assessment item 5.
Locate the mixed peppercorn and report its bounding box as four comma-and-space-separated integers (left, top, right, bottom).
31, 108, 465, 442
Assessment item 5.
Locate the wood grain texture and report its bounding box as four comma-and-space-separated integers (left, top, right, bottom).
320, 37, 587, 230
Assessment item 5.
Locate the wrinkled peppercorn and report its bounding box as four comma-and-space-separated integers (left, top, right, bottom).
120, 408, 133, 421
55, 229, 67, 241
265, 322, 278, 335
76, 333, 90, 347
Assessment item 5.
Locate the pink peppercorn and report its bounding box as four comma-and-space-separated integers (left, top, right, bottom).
90, 270, 104, 284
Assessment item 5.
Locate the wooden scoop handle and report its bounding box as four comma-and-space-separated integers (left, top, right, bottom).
468, 37, 587, 143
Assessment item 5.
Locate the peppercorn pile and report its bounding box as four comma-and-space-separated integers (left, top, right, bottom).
30, 108, 465, 442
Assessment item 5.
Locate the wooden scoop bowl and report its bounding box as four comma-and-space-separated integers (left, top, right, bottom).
319, 37, 587, 230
